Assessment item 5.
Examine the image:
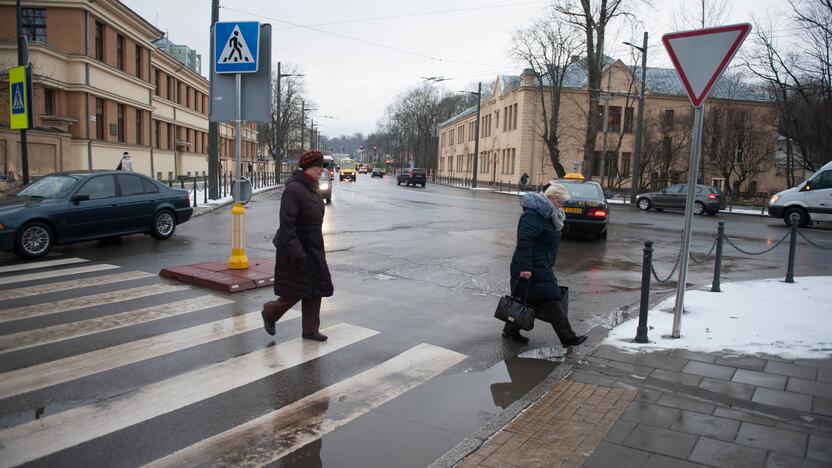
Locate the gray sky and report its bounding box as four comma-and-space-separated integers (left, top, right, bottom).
123, 0, 793, 137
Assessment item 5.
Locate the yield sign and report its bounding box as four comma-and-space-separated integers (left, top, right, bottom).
662, 23, 751, 107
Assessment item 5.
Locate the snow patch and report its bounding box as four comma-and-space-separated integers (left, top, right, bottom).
604, 277, 832, 359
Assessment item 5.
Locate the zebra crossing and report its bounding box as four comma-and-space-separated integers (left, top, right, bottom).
0, 257, 467, 467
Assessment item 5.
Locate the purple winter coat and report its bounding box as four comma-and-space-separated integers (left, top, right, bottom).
273, 169, 334, 299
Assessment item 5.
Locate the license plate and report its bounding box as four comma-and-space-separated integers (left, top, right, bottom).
563, 207, 583, 214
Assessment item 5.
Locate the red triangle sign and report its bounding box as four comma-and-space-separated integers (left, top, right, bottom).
662, 23, 751, 108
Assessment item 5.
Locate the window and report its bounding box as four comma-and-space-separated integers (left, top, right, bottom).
135, 45, 143, 79
449, 129, 454, 145
95, 98, 104, 140
94, 21, 104, 61
592, 151, 601, 177
448, 156, 453, 172
168, 123, 174, 149
116, 34, 124, 71
469, 121, 476, 141
608, 106, 621, 132
440, 132, 446, 147
511, 148, 516, 174
117, 104, 125, 142
78, 175, 116, 200
135, 110, 143, 145
142, 178, 159, 194
624, 107, 634, 133
155, 120, 161, 148
457, 125, 464, 143
155, 69, 161, 96
44, 88, 54, 115
503, 106, 508, 131
21, 8, 47, 43
495, 110, 500, 130
811, 171, 832, 190
512, 104, 518, 130
117, 175, 145, 196
167, 77, 173, 101
664, 109, 675, 128
621, 152, 632, 177
604, 151, 618, 177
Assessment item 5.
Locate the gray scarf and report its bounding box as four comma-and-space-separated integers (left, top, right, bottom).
551, 206, 565, 232
520, 192, 566, 232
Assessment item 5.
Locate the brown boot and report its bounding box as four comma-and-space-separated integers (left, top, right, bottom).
302, 331, 328, 341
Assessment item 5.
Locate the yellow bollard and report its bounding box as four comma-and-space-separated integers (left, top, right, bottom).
227, 202, 249, 269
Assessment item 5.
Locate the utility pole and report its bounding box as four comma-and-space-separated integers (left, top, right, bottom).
459, 82, 482, 188
274, 63, 304, 179
626, 32, 648, 203
599, 69, 613, 188
310, 119, 315, 149
207, 0, 219, 199
299, 100, 305, 154
16, 0, 30, 185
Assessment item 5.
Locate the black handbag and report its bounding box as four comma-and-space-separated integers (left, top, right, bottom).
494, 278, 536, 331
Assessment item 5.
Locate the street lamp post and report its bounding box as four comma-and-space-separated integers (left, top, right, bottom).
460, 83, 482, 188
624, 32, 648, 204
275, 62, 303, 179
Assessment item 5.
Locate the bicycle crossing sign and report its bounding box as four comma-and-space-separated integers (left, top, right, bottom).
215, 21, 260, 74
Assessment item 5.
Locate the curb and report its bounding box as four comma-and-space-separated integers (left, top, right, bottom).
191, 184, 284, 218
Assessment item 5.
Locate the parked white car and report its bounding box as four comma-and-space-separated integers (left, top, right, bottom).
768, 160, 832, 226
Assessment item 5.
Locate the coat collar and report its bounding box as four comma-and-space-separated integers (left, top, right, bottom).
291, 169, 318, 192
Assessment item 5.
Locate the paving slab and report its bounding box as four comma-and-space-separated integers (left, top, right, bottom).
753, 387, 814, 413
765, 361, 818, 380
657, 393, 717, 415
714, 356, 767, 371
807, 434, 832, 463
620, 401, 682, 428
621, 424, 699, 459
732, 369, 789, 390
787, 377, 832, 398
582, 442, 650, 468
670, 411, 742, 442
812, 396, 832, 417
650, 368, 704, 387
698, 377, 757, 400
736, 422, 808, 457
683, 361, 737, 380
712, 407, 778, 427
688, 437, 767, 468
818, 368, 832, 384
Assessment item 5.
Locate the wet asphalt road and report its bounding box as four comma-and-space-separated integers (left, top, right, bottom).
0, 174, 830, 467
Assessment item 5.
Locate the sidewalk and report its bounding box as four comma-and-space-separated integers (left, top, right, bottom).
452, 278, 832, 468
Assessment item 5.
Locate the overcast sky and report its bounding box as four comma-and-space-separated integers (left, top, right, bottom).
123, 0, 794, 137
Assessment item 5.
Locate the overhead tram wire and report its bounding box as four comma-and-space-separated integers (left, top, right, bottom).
274, 47, 419, 78
220, 6, 505, 68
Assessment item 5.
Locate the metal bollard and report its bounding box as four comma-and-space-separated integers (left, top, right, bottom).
192, 178, 198, 207
634, 240, 654, 343
785, 221, 798, 283
204, 175, 208, 204
167, 178, 172, 188
180, 178, 185, 189
711, 221, 725, 292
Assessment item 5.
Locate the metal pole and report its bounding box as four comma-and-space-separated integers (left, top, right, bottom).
208, 0, 220, 199
472, 82, 481, 188
785, 221, 797, 283
16, 0, 30, 185
711, 220, 724, 292
629, 32, 648, 204
275, 61, 282, 182
634, 240, 653, 343
672, 105, 705, 338
600, 70, 612, 188
300, 100, 305, 154
234, 73, 241, 202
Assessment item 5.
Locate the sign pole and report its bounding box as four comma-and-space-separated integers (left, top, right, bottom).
671, 104, 705, 338
227, 72, 249, 269
16, 0, 30, 185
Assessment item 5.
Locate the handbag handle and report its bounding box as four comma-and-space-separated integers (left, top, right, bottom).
510, 277, 532, 306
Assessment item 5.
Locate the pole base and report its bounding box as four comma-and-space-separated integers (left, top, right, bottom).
227, 254, 249, 270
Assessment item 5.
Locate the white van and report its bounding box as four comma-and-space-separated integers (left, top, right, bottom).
768, 160, 832, 226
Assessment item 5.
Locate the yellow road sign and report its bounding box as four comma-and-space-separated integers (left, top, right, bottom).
9, 65, 32, 130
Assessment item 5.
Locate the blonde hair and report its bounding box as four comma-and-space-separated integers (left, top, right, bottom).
544, 183, 571, 202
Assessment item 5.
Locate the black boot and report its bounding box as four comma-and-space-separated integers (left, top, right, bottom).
261, 309, 275, 336
502, 323, 529, 343
302, 331, 328, 341
563, 335, 588, 347
541, 300, 582, 347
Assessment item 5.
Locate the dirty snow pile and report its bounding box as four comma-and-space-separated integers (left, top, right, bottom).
604, 277, 832, 359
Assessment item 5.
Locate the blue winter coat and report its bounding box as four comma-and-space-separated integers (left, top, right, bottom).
509, 193, 563, 302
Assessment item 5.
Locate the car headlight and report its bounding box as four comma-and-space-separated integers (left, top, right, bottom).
320, 182, 329, 190
769, 194, 781, 205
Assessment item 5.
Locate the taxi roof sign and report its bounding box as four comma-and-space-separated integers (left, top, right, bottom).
214, 21, 260, 74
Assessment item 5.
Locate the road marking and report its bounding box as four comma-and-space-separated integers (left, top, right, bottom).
0, 323, 378, 467
0, 257, 88, 274
0, 264, 119, 286
147, 343, 467, 467
0, 294, 233, 354
0, 271, 155, 301
0, 283, 189, 325
0, 309, 301, 399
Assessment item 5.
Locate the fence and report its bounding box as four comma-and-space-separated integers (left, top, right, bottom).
432, 175, 541, 194
633, 220, 832, 343
155, 170, 284, 208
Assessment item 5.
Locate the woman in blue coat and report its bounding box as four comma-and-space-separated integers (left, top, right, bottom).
504, 183, 587, 346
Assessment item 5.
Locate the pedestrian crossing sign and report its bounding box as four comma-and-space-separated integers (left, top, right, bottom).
214, 21, 260, 74
9, 65, 31, 130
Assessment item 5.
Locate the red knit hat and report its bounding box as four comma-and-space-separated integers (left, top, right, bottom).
299, 150, 324, 169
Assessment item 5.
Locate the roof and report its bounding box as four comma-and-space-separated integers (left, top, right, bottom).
438, 105, 478, 128
631, 66, 770, 103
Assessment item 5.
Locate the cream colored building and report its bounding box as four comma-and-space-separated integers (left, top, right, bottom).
0, 0, 263, 192
438, 59, 783, 194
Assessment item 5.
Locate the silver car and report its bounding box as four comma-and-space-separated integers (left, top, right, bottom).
637, 184, 726, 215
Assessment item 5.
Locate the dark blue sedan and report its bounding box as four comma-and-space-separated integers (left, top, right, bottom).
0, 171, 193, 259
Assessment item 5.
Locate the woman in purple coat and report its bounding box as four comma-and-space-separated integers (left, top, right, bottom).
262, 150, 333, 341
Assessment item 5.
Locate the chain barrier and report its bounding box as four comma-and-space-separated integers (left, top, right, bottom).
724, 230, 791, 256
689, 236, 719, 265
651, 250, 682, 283
797, 230, 832, 251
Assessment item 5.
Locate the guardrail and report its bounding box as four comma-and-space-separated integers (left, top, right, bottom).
156, 171, 284, 208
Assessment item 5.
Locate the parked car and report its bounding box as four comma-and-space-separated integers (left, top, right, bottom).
768, 160, 832, 227
636, 184, 726, 215
0, 171, 193, 259
358, 165, 368, 174
397, 168, 427, 187
547, 179, 609, 240
318, 170, 332, 204
323, 155, 335, 179
371, 167, 386, 178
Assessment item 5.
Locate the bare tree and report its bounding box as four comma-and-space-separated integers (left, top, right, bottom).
511, 8, 582, 177
672, 0, 732, 30
636, 110, 693, 191
258, 64, 310, 177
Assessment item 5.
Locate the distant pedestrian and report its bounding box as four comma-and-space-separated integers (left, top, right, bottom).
262, 150, 332, 341
117, 152, 133, 172
503, 183, 587, 346
520, 172, 529, 190
247, 161, 253, 175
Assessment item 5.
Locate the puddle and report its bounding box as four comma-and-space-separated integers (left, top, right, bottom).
0, 401, 80, 428
275, 357, 560, 468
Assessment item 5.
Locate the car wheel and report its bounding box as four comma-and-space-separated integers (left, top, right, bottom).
15, 221, 54, 259
637, 198, 651, 211
151, 210, 176, 240
784, 206, 809, 227
694, 201, 705, 216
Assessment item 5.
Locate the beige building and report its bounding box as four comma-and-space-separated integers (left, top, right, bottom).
438, 59, 784, 194
0, 0, 263, 192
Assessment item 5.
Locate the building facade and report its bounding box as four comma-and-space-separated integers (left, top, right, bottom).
153, 36, 201, 75
0, 0, 263, 192
438, 59, 784, 194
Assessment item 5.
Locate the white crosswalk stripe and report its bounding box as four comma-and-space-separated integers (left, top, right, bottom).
0, 323, 379, 468
0, 294, 233, 354
0, 283, 189, 324
0, 309, 301, 399
146, 343, 467, 468
0, 263, 118, 285
0, 257, 88, 274
0, 271, 154, 301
